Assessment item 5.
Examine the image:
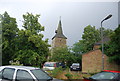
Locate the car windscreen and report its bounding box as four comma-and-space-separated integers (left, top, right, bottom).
72, 63, 79, 66
31, 69, 52, 80
44, 63, 54, 67
90, 72, 117, 79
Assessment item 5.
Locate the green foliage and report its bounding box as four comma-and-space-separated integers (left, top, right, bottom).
51, 47, 70, 62
72, 25, 113, 54
104, 25, 120, 64
13, 12, 50, 67
82, 25, 100, 52
51, 47, 81, 66
51, 67, 63, 78
1, 12, 19, 65
14, 50, 45, 66
1, 12, 50, 67
99, 27, 114, 38
65, 73, 73, 79
70, 52, 82, 66
9, 60, 23, 66
72, 40, 86, 54
51, 47, 71, 66
22, 12, 44, 33
72, 25, 100, 54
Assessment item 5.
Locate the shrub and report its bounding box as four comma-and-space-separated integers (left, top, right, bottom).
10, 60, 23, 66
65, 73, 73, 79
51, 67, 63, 78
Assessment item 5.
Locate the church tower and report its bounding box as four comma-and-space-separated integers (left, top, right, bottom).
52, 18, 67, 48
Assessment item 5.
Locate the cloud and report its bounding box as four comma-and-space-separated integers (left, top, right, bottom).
0, 0, 118, 46
0, 0, 119, 4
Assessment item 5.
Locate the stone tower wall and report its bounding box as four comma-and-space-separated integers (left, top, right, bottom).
52, 37, 66, 48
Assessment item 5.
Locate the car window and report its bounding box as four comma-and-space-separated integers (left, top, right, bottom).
31, 69, 52, 80
44, 63, 54, 67
16, 69, 34, 81
2, 68, 15, 80
117, 73, 120, 80
0, 70, 3, 79
90, 72, 117, 79
72, 63, 80, 66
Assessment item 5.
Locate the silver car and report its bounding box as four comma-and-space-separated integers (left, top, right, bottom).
0, 65, 53, 81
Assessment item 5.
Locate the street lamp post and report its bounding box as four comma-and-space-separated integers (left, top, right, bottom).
101, 14, 112, 70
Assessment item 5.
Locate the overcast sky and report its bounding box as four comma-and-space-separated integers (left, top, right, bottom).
0, 0, 120, 46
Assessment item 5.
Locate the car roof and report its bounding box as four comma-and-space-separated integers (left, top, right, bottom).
44, 62, 57, 64
72, 63, 80, 65
0, 65, 39, 70
103, 70, 120, 73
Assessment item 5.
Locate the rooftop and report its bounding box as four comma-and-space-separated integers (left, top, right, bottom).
94, 37, 110, 45
52, 19, 67, 40
0, 65, 40, 70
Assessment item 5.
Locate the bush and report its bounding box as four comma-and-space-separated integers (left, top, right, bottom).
10, 60, 23, 66
65, 73, 73, 79
51, 67, 63, 78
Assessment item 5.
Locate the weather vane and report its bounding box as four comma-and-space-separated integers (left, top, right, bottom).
60, 16, 61, 20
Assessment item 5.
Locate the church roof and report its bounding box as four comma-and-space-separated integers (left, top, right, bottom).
52, 18, 67, 40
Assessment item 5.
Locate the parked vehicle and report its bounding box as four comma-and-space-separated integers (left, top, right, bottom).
83, 70, 120, 81
43, 62, 59, 71
58, 62, 66, 68
43, 62, 66, 71
0, 65, 53, 81
70, 63, 81, 71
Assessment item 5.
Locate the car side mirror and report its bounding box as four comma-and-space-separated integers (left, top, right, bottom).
48, 77, 53, 81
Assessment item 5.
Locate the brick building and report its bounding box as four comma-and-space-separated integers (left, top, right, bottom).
82, 37, 120, 73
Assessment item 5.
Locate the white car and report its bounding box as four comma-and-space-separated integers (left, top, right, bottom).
0, 65, 53, 81
42, 62, 59, 71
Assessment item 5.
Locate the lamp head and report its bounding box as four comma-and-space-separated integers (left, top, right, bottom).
103, 14, 112, 20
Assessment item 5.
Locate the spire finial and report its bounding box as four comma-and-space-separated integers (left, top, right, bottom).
60, 16, 61, 21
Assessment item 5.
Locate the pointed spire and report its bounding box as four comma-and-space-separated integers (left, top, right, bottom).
57, 16, 62, 35
60, 16, 61, 21
52, 17, 67, 40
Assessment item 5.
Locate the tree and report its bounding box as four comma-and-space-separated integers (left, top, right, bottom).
72, 25, 100, 54
72, 40, 86, 54
51, 47, 71, 64
51, 47, 81, 66
99, 27, 114, 38
72, 25, 113, 55
104, 25, 120, 64
82, 25, 100, 52
14, 13, 50, 67
1, 12, 19, 65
